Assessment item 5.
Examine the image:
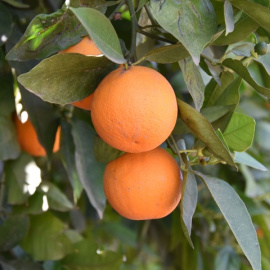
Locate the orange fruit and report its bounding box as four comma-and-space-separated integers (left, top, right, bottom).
59, 36, 101, 110
91, 65, 178, 153
15, 116, 60, 157
103, 147, 182, 220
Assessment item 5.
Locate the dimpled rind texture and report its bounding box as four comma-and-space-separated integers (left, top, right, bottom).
91, 66, 178, 153
15, 117, 60, 157
103, 147, 182, 220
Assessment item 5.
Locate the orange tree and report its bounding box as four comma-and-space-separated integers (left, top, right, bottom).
1, 0, 270, 269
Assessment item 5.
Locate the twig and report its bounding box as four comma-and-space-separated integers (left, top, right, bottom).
138, 28, 176, 44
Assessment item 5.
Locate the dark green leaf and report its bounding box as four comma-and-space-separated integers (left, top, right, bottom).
5, 153, 41, 204
195, 172, 262, 270
0, 215, 29, 251
21, 212, 73, 261
215, 246, 241, 270
177, 99, 236, 167
223, 112, 255, 152
6, 10, 88, 61
39, 182, 74, 212
179, 57, 205, 111
0, 116, 20, 160
137, 44, 189, 64
0, 2, 13, 46
1, 0, 29, 8
213, 16, 258, 46
68, 0, 107, 13
224, 0, 234, 35
149, 0, 218, 65
62, 238, 123, 270
222, 58, 270, 98
18, 54, 116, 104
71, 112, 106, 219
60, 119, 83, 202
234, 152, 267, 171
230, 0, 270, 32
70, 7, 126, 64
94, 136, 124, 163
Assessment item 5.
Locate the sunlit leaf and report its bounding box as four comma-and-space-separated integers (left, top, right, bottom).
223, 112, 255, 152
177, 99, 236, 167
70, 7, 126, 64
0, 215, 29, 251
149, 0, 217, 65
234, 152, 267, 171
195, 171, 262, 270
18, 54, 116, 104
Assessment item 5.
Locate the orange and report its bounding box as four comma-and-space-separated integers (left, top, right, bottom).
59, 36, 101, 110
15, 116, 60, 157
91, 65, 178, 153
103, 147, 182, 220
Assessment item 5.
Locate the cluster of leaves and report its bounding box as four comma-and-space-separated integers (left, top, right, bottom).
1, 0, 270, 269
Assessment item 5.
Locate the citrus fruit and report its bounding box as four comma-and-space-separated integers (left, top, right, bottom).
59, 36, 101, 110
15, 116, 60, 157
103, 147, 182, 220
254, 42, 268, 55
91, 65, 178, 153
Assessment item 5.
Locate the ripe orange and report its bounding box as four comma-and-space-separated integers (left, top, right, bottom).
103, 147, 182, 220
91, 65, 178, 153
15, 116, 60, 157
59, 36, 101, 110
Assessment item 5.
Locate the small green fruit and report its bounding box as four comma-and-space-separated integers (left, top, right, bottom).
254, 42, 268, 55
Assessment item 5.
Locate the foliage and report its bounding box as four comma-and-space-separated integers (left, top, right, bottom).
0, 0, 270, 269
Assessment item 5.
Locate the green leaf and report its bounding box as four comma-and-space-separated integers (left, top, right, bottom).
203, 71, 235, 107
18, 54, 116, 104
0, 215, 29, 251
71, 112, 106, 219
94, 136, 124, 163
234, 152, 267, 171
179, 57, 205, 110
5, 153, 41, 204
194, 172, 262, 270
222, 58, 270, 98
1, 0, 29, 8
0, 116, 20, 161
215, 246, 241, 270
67, 0, 107, 13
224, 0, 234, 36
137, 44, 189, 64
223, 112, 256, 152
62, 238, 123, 270
230, 0, 270, 32
6, 10, 88, 61
0, 2, 13, 46
227, 42, 255, 57
149, 0, 218, 65
201, 105, 235, 123
21, 212, 73, 261
60, 120, 83, 202
177, 140, 197, 249
177, 99, 236, 167
213, 16, 258, 46
137, 0, 149, 11
39, 182, 74, 212
70, 7, 126, 64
